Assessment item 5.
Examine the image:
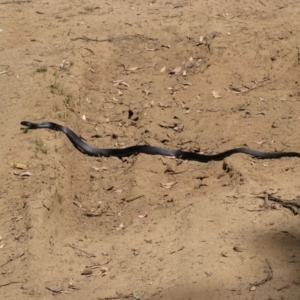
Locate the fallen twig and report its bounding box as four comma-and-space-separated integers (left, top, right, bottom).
0, 70, 9, 75
0, 0, 31, 3
67, 244, 96, 258
71, 34, 157, 42
124, 195, 145, 203
256, 194, 300, 215
98, 293, 133, 300
168, 246, 184, 254
46, 286, 64, 293
0, 281, 25, 287
0, 252, 24, 268
175, 202, 193, 214
250, 259, 273, 287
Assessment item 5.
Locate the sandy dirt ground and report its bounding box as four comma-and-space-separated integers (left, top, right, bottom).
1, 0, 300, 299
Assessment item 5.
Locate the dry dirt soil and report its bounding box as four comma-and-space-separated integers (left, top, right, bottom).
1, 0, 300, 299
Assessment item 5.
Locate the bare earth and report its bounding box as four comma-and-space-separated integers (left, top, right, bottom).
1, 0, 300, 299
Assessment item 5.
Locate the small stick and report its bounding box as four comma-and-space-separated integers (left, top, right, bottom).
0, 0, 31, 3
168, 246, 184, 254
70, 34, 157, 42
67, 244, 96, 258
124, 195, 145, 203
0, 70, 9, 75
46, 286, 63, 293
0, 281, 25, 287
250, 259, 273, 287
0, 252, 24, 268
176, 202, 193, 214
257, 194, 300, 215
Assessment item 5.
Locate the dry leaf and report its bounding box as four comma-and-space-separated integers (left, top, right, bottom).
112, 97, 122, 104
160, 181, 178, 189
126, 65, 141, 71
212, 90, 221, 98
138, 211, 148, 218
158, 102, 172, 108
169, 66, 182, 75
221, 251, 229, 257
10, 163, 27, 169
91, 166, 108, 171
117, 223, 124, 231
254, 140, 265, 145
20, 171, 33, 177
14, 171, 33, 176
160, 66, 166, 72
16, 163, 27, 169
113, 80, 130, 87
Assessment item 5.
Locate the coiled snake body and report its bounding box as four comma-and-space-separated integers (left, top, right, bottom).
21, 121, 300, 162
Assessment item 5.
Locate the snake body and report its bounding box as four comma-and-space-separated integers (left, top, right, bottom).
21, 121, 300, 162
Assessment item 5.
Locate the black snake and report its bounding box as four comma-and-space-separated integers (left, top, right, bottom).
21, 121, 300, 162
